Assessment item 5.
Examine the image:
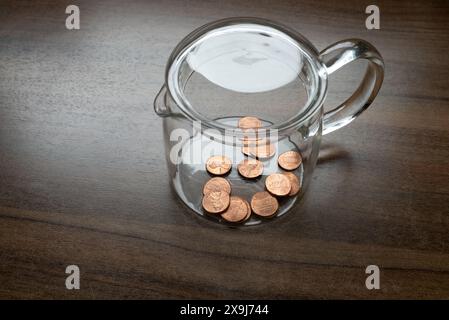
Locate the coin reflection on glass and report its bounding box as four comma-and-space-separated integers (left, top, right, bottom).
278, 150, 302, 171
221, 196, 250, 223
203, 177, 231, 195
206, 155, 232, 175
237, 159, 263, 179
251, 191, 278, 217
265, 173, 291, 196
238, 116, 262, 129
202, 191, 230, 214
282, 172, 301, 196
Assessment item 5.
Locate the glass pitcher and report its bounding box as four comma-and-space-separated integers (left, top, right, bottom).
154, 17, 384, 226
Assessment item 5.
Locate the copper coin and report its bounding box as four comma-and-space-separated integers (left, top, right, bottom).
278, 150, 302, 171
238, 116, 262, 129
203, 177, 231, 195
221, 196, 250, 223
249, 142, 276, 159
242, 135, 271, 146
237, 159, 263, 179
282, 172, 301, 196
206, 155, 232, 175
241, 135, 261, 145
250, 191, 279, 217
265, 173, 291, 196
240, 125, 263, 142
202, 191, 230, 214
242, 200, 252, 221
241, 138, 268, 157
241, 144, 251, 156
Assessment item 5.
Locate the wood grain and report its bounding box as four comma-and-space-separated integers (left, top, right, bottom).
0, 0, 448, 299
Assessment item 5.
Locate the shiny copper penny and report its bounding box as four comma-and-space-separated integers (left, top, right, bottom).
221, 196, 250, 223
243, 135, 271, 146
241, 138, 269, 157
241, 144, 251, 156
237, 159, 263, 179
202, 191, 230, 214
282, 172, 301, 196
240, 118, 265, 142
241, 135, 261, 146
249, 142, 276, 159
278, 150, 302, 171
250, 191, 279, 217
265, 173, 291, 196
202, 177, 231, 195
206, 155, 232, 175
243, 200, 252, 221
238, 116, 262, 129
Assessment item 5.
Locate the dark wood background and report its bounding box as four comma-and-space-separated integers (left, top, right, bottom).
1, 0, 448, 299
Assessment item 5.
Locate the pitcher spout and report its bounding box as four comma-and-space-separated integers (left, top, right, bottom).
154, 85, 171, 117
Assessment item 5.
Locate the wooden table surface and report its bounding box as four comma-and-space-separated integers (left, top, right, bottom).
1, 0, 448, 299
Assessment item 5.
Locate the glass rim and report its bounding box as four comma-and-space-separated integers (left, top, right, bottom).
165, 17, 328, 135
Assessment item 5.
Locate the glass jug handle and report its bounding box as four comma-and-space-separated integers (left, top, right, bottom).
318, 39, 384, 135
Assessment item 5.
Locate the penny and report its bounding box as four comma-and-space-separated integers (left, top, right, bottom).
238, 116, 262, 129
240, 122, 264, 140
242, 135, 270, 146
249, 142, 276, 159
202, 191, 230, 214
282, 172, 301, 196
241, 134, 261, 145
241, 144, 251, 156
278, 150, 302, 171
265, 173, 291, 196
250, 191, 279, 217
237, 159, 263, 179
221, 196, 250, 223
203, 177, 231, 195
241, 138, 271, 157
242, 200, 252, 221
206, 155, 232, 175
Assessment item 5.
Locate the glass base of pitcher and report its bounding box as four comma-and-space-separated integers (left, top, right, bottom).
171, 116, 304, 226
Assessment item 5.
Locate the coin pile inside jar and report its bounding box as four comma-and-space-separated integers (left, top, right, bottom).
201, 116, 302, 223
